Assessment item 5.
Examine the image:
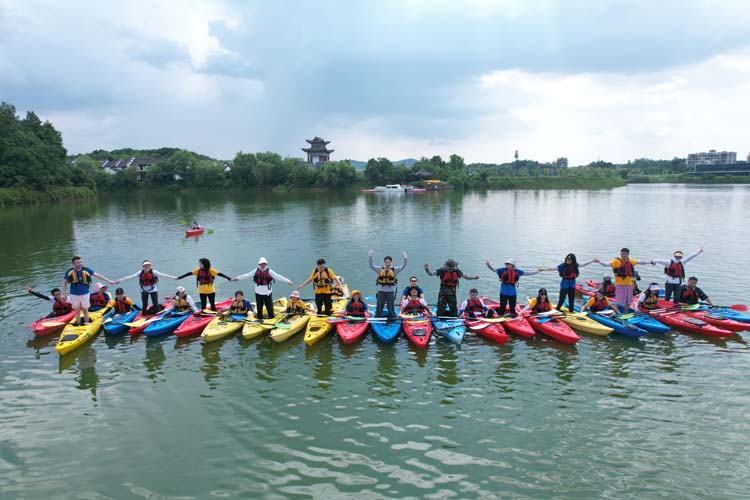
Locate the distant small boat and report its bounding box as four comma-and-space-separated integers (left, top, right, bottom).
361, 184, 404, 193
404, 185, 426, 193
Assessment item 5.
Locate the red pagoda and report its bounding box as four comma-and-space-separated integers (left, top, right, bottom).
302, 137, 333, 165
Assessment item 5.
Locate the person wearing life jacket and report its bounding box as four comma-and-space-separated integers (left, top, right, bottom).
598, 276, 617, 298
596, 248, 656, 314
425, 258, 479, 318
485, 258, 542, 318
26, 286, 73, 317
635, 283, 662, 311
521, 288, 561, 316
233, 257, 293, 320
285, 290, 314, 315
297, 258, 344, 316
115, 260, 177, 313
172, 286, 200, 314
219, 290, 254, 317
89, 283, 112, 312
459, 288, 492, 318
369, 249, 407, 321
582, 290, 621, 314
190, 220, 201, 230
345, 290, 369, 318
400, 287, 429, 315
540, 253, 598, 311
61, 255, 116, 326
652, 248, 704, 302
111, 287, 141, 318
676, 276, 714, 306
400, 276, 425, 305
176, 258, 232, 312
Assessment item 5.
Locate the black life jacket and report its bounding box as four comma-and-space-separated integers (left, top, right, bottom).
173, 297, 191, 312
680, 287, 700, 304
664, 261, 685, 279
613, 259, 634, 278
140, 270, 158, 287
197, 268, 214, 286
440, 270, 459, 287
532, 299, 551, 314
67, 268, 91, 285
590, 298, 610, 312
90, 292, 109, 307
114, 298, 132, 314
346, 300, 366, 317
253, 268, 273, 286
500, 269, 519, 285
465, 298, 485, 315
403, 298, 425, 314
377, 268, 397, 286
641, 292, 659, 310
601, 282, 616, 297
230, 299, 250, 315
560, 263, 579, 279
53, 299, 73, 316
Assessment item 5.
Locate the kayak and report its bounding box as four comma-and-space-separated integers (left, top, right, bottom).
102, 309, 140, 336
558, 308, 613, 336
336, 313, 371, 344
401, 312, 432, 348
515, 306, 579, 344
241, 297, 288, 339
641, 308, 733, 337
304, 288, 349, 346
201, 314, 247, 342
464, 318, 509, 344
173, 299, 233, 338
618, 313, 671, 333
55, 307, 110, 355
583, 310, 649, 338
269, 314, 310, 343
143, 311, 192, 337
29, 310, 76, 337
370, 318, 401, 343
185, 227, 204, 237
431, 317, 466, 344
575, 282, 599, 297
700, 305, 750, 323
128, 301, 173, 336
654, 300, 750, 329
481, 296, 535, 337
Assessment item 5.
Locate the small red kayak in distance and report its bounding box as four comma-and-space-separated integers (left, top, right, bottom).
185, 227, 205, 237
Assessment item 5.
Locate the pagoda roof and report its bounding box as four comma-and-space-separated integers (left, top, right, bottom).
306, 136, 330, 145
302, 146, 334, 154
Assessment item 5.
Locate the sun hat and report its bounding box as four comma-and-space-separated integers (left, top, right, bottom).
176, 286, 186, 293
93, 282, 107, 292
290, 290, 300, 298
350, 289, 362, 297
649, 283, 661, 292
258, 257, 268, 265
673, 251, 683, 257
142, 260, 152, 266
505, 259, 516, 266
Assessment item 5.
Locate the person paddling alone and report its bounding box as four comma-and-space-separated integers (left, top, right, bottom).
176, 258, 232, 311
369, 249, 407, 321
425, 259, 479, 318
232, 257, 292, 320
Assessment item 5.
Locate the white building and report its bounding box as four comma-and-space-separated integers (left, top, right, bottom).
686, 150, 737, 169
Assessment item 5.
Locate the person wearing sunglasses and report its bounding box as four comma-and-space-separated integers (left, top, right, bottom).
400, 276, 424, 304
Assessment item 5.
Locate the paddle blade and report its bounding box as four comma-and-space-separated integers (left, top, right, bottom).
730, 304, 749, 311
40, 321, 65, 327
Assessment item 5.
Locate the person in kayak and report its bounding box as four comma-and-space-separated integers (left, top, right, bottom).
400, 287, 429, 315
652, 248, 704, 303
595, 248, 655, 313
540, 253, 598, 311
284, 290, 315, 314
219, 290, 255, 316
61, 256, 116, 325
115, 260, 177, 313
369, 249, 407, 321
676, 276, 715, 306
400, 276, 425, 303
176, 258, 232, 312
297, 258, 343, 316
581, 290, 621, 314
459, 288, 493, 318
26, 286, 73, 317
232, 257, 292, 320
190, 221, 201, 230
598, 276, 616, 298
521, 288, 558, 315
485, 258, 541, 318
425, 259, 479, 318
635, 283, 662, 311
111, 287, 141, 317
345, 290, 369, 318
89, 283, 112, 312
172, 286, 201, 314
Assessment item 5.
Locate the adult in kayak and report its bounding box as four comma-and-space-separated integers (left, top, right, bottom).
676, 276, 715, 306
424, 259, 479, 318
598, 276, 616, 298
219, 290, 255, 316
595, 248, 655, 313
581, 290, 622, 314
232, 257, 292, 320
540, 253, 598, 311
635, 283, 662, 311
111, 287, 141, 316
61, 256, 116, 325
400, 276, 425, 304
89, 283, 112, 312
284, 290, 315, 314
368, 250, 407, 321
115, 260, 177, 313
652, 248, 704, 303
26, 286, 73, 316
172, 286, 201, 314
296, 258, 343, 316
458, 288, 493, 318
345, 290, 369, 317
176, 258, 232, 311
190, 220, 202, 230
485, 259, 542, 318
401, 287, 429, 315
521, 288, 557, 315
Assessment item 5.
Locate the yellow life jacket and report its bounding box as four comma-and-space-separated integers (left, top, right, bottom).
642, 293, 659, 310
288, 298, 306, 314
67, 268, 92, 285
376, 268, 397, 286
230, 299, 249, 315
313, 268, 333, 289
173, 297, 191, 312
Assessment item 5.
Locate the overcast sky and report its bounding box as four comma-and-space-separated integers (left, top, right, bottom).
2, 0, 749, 165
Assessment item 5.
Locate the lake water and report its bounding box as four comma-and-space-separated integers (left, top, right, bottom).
1, 184, 748, 499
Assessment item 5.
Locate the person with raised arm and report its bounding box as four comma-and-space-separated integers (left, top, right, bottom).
595, 248, 655, 313
61, 256, 116, 325
539, 253, 598, 311
175, 258, 232, 311
26, 286, 72, 317
232, 257, 292, 320
652, 248, 704, 303
296, 258, 344, 316
115, 260, 177, 313
368, 249, 407, 321
425, 258, 479, 318
485, 258, 542, 318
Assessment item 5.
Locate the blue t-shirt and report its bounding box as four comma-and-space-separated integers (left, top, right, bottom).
64, 266, 95, 296
401, 285, 424, 296
557, 263, 577, 289
496, 268, 525, 296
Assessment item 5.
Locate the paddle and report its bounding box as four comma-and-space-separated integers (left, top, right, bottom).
40, 320, 68, 328
123, 309, 173, 327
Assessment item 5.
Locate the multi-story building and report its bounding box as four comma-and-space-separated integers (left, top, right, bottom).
686, 150, 737, 169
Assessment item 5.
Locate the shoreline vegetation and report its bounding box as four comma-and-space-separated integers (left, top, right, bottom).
2, 101, 748, 206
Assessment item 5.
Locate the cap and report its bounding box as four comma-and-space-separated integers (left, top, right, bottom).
258, 257, 268, 265
93, 282, 107, 292
175, 286, 186, 293
505, 259, 516, 266
673, 251, 683, 257
649, 284, 661, 292
350, 289, 362, 297
142, 260, 152, 266
290, 290, 300, 298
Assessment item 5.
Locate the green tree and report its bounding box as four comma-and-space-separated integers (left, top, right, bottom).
318, 160, 356, 187
230, 152, 256, 187
365, 157, 395, 184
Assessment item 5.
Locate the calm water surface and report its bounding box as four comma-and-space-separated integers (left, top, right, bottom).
1, 185, 749, 499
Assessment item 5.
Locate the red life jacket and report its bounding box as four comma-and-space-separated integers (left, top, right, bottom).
559, 263, 579, 279
346, 300, 366, 317
440, 270, 459, 287
664, 261, 685, 279
532, 299, 551, 314
253, 268, 273, 286
465, 298, 485, 315
403, 298, 425, 314
197, 268, 214, 286
500, 269, 519, 285
641, 292, 659, 310
590, 298, 610, 312
90, 292, 108, 307
614, 259, 634, 278
602, 283, 616, 297
114, 298, 132, 314
681, 287, 699, 304
139, 270, 158, 287
53, 299, 73, 316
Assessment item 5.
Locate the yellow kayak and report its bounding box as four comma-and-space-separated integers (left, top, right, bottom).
559, 307, 613, 336
269, 314, 310, 343
55, 307, 110, 355
303, 285, 349, 346
241, 297, 288, 339
201, 314, 247, 342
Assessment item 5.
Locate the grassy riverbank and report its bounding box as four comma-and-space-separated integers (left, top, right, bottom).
485, 175, 626, 189
0, 187, 96, 205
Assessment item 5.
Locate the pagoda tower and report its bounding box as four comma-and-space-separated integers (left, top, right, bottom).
302, 137, 334, 165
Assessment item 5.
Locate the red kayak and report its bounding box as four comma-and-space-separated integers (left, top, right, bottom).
29, 310, 76, 336
575, 282, 598, 297
336, 313, 370, 344
515, 305, 580, 344
401, 312, 432, 348
129, 301, 173, 336
640, 307, 732, 337
173, 299, 233, 337
481, 296, 536, 338
185, 227, 205, 237
654, 300, 748, 332
464, 318, 508, 345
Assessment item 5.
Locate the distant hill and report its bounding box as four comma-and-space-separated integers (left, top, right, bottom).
346, 158, 418, 171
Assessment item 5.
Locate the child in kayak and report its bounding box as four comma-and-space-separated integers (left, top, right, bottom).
485, 258, 542, 318
400, 287, 429, 315
176, 258, 232, 311
369, 250, 407, 321
345, 290, 369, 318
26, 286, 73, 317
172, 286, 201, 314
652, 248, 704, 302
89, 283, 112, 312
425, 258, 479, 318
219, 291, 255, 316
540, 253, 598, 311
284, 290, 315, 314
581, 290, 621, 314
676, 276, 715, 306
115, 260, 177, 313
111, 288, 141, 317
232, 257, 292, 320
459, 288, 493, 318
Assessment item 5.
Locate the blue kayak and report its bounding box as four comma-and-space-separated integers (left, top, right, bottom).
431, 318, 466, 344
102, 309, 140, 336
370, 319, 401, 343
143, 311, 191, 338
617, 314, 670, 333
700, 305, 750, 323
